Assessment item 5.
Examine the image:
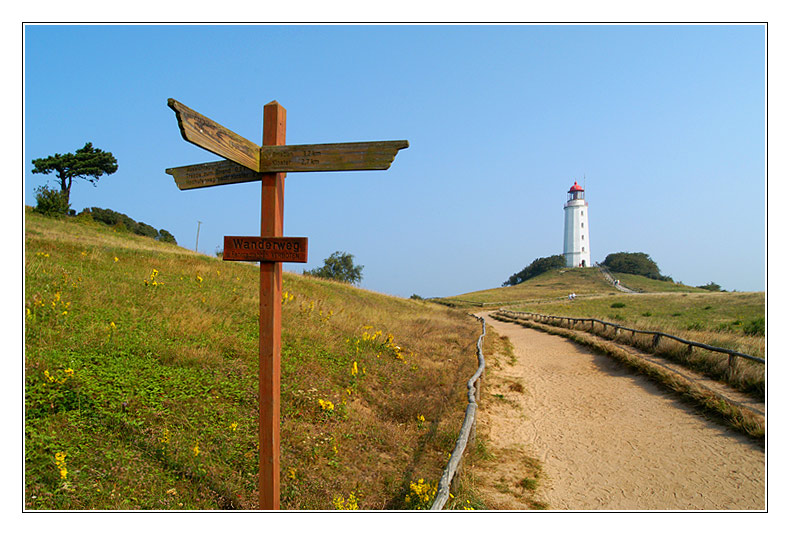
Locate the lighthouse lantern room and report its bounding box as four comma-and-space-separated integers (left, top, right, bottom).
563, 181, 591, 268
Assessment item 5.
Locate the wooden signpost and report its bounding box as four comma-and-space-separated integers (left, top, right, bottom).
166, 98, 407, 510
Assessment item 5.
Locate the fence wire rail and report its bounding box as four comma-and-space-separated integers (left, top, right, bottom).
498, 309, 764, 365
430, 315, 486, 510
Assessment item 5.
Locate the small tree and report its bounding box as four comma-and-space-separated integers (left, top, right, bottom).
304, 251, 364, 285
31, 142, 118, 206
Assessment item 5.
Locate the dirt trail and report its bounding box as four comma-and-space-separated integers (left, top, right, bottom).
474, 312, 765, 510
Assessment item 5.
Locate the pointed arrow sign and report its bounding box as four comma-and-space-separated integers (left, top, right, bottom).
168, 98, 261, 171
259, 140, 409, 173
165, 160, 260, 190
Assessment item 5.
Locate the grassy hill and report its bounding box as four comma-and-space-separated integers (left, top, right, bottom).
24, 208, 491, 510
437, 266, 765, 387
436, 267, 705, 308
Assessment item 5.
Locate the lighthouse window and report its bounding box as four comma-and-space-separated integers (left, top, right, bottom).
581, 222, 584, 228
582, 235, 585, 240
581, 211, 584, 216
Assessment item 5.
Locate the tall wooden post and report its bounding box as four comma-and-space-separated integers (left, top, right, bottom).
259, 101, 286, 510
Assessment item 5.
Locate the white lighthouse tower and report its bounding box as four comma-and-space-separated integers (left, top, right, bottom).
563, 181, 591, 268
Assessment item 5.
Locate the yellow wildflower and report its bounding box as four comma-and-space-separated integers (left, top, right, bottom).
405, 478, 437, 509
229, 422, 238, 431
54, 452, 68, 480
333, 492, 360, 510
192, 442, 200, 456
114, 256, 119, 263
351, 361, 358, 377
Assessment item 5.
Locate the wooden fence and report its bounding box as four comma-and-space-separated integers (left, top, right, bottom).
497, 310, 764, 368
430, 315, 486, 510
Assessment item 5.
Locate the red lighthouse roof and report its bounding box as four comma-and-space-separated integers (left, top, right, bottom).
568, 181, 584, 193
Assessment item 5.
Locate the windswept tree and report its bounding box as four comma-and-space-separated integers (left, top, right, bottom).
31, 142, 118, 206
304, 251, 364, 285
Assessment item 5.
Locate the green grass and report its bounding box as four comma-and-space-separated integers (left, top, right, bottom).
510, 292, 765, 359
24, 207, 484, 510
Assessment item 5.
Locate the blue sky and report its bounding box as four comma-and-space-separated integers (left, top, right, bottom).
23, 24, 766, 297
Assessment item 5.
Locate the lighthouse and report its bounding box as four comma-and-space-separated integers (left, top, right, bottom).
563, 181, 591, 268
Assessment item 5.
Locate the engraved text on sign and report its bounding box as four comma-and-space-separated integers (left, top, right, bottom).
223, 236, 308, 263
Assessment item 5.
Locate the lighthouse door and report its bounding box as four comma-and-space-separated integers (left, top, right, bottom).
581, 260, 586, 267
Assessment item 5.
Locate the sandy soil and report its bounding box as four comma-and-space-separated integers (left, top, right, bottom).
473, 312, 765, 510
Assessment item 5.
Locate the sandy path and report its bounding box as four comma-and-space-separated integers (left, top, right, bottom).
475, 312, 765, 510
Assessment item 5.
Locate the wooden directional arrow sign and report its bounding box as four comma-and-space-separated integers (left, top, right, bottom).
168, 98, 261, 171
167, 99, 408, 185
165, 160, 260, 190
223, 236, 308, 263
259, 140, 409, 173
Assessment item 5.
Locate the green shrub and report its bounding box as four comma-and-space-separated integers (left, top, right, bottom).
503, 254, 566, 286
743, 317, 765, 337
33, 186, 70, 216
158, 229, 177, 245
697, 282, 724, 292
82, 207, 177, 244
135, 221, 158, 239
610, 302, 626, 308
602, 252, 672, 281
